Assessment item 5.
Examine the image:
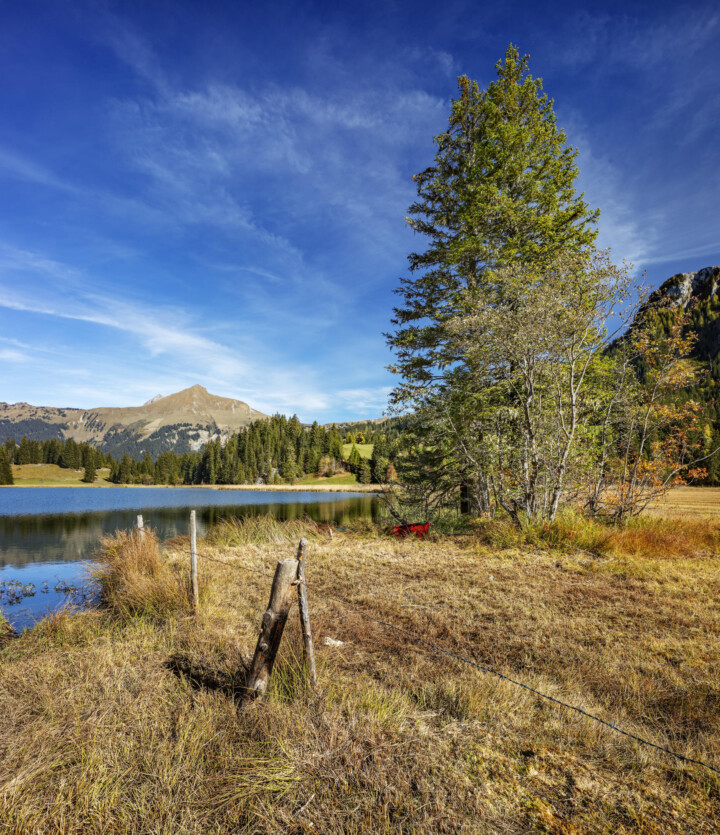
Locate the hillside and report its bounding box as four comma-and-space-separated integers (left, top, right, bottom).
0, 385, 268, 459
632, 266, 720, 482
638, 265, 720, 383
641, 266, 719, 339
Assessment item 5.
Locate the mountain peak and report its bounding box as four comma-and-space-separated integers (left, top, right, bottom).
649, 266, 720, 311
639, 266, 720, 363
0, 385, 269, 456
150, 385, 226, 410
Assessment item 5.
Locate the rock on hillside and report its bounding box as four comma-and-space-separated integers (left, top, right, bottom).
0, 385, 268, 458
640, 266, 720, 360
645, 266, 720, 313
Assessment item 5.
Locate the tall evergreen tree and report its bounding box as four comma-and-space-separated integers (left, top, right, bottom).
0, 449, 13, 485
17, 437, 32, 465
388, 46, 600, 515
358, 458, 372, 484
118, 454, 134, 483
348, 443, 362, 468
389, 45, 598, 394
82, 459, 96, 483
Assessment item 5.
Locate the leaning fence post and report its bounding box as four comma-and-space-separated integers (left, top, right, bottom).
190, 510, 199, 613
296, 538, 317, 688
242, 557, 299, 705
136, 514, 144, 540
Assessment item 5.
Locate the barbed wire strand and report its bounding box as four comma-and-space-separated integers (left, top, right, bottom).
317, 590, 720, 776
184, 545, 719, 776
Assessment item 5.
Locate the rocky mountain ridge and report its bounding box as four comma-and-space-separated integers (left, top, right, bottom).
641, 266, 720, 360
645, 266, 720, 312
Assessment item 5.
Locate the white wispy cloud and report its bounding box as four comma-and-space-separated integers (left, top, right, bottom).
336, 387, 393, 415
0, 242, 368, 417
0, 147, 77, 192
551, 10, 719, 72
0, 348, 30, 363
103, 45, 444, 269
541, 9, 720, 279
569, 131, 653, 268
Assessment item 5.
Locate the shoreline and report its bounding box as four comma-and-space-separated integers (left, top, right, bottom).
1, 482, 382, 493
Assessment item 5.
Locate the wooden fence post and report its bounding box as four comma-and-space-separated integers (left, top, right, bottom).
242, 557, 299, 705
190, 510, 199, 613
137, 514, 144, 540
296, 538, 317, 688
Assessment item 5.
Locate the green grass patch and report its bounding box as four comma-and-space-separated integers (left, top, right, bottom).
11, 464, 112, 486
297, 472, 358, 485
341, 443, 373, 460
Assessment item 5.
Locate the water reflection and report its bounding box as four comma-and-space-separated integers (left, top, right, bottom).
0, 490, 378, 631
0, 497, 377, 568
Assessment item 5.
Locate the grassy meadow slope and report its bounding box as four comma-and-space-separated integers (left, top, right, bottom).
0, 503, 718, 832
5, 463, 377, 490
9, 464, 113, 486
341, 443, 373, 459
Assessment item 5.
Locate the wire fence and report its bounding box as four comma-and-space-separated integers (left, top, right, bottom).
183, 540, 720, 777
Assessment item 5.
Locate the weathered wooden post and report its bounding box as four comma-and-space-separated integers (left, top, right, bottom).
242, 557, 299, 705
296, 538, 317, 688
190, 510, 199, 613
136, 514, 145, 540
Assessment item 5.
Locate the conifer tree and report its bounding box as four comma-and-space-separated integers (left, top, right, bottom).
281, 440, 298, 483
0, 449, 13, 485
370, 434, 390, 483
118, 454, 134, 483
388, 45, 601, 517
358, 459, 372, 484
328, 425, 344, 461
45, 438, 60, 464
348, 443, 362, 468
4, 440, 16, 464
389, 45, 598, 394
17, 437, 31, 465
82, 459, 96, 483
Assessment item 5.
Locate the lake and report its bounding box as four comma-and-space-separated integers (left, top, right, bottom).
0, 487, 379, 631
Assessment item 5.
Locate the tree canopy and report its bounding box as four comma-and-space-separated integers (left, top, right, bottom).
389, 45, 599, 394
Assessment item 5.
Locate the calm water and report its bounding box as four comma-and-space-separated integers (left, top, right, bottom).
0, 487, 378, 631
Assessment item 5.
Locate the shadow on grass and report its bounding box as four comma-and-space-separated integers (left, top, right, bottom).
166, 653, 249, 700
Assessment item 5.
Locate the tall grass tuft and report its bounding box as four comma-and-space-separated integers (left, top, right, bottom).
205, 514, 324, 547
467, 511, 720, 558
90, 528, 190, 620
0, 610, 15, 645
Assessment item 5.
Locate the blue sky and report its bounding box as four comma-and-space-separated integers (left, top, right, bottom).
1, 0, 718, 422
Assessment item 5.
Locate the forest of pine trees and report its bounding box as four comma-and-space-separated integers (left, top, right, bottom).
2, 417, 401, 486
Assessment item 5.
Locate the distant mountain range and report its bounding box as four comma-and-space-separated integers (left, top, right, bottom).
4, 268, 717, 463
0, 385, 268, 459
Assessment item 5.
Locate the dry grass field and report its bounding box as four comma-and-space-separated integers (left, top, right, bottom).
0, 501, 719, 833
648, 486, 720, 518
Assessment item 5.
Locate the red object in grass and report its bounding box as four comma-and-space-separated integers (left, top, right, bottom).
389, 522, 431, 539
